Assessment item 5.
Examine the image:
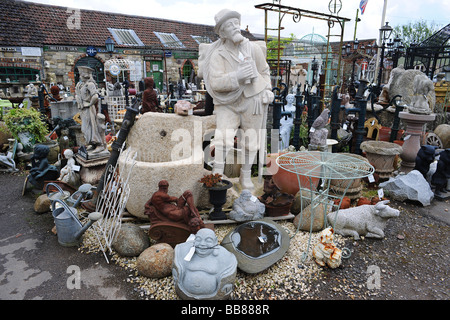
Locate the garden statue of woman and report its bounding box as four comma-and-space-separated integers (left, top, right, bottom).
75, 66, 105, 154
279, 94, 296, 150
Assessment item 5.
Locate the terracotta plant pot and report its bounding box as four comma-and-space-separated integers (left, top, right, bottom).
266, 153, 320, 195
378, 127, 404, 142
264, 203, 292, 217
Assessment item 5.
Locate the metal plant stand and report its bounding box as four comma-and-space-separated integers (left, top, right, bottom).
276, 151, 374, 261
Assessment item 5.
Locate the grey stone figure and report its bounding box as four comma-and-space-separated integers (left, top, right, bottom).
172, 228, 237, 300
75, 66, 104, 153
228, 189, 265, 221
309, 108, 330, 150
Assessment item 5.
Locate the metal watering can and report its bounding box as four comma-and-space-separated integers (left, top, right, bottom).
52, 199, 102, 247
46, 183, 70, 203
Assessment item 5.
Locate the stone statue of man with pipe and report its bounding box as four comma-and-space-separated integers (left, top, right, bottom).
198, 9, 274, 190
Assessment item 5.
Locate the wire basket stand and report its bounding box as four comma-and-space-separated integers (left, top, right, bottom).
276, 151, 375, 262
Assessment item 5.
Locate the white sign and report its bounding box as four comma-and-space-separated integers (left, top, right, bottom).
131, 60, 142, 82
21, 47, 42, 56
109, 64, 120, 76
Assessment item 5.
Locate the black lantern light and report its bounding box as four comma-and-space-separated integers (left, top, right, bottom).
376, 22, 393, 92
105, 37, 115, 58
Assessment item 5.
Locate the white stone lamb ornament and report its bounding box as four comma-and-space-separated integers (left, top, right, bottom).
327, 200, 399, 240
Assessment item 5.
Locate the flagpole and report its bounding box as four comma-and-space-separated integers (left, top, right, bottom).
374, 0, 388, 84
354, 9, 359, 41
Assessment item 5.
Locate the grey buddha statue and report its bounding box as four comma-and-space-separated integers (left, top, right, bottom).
172, 228, 237, 300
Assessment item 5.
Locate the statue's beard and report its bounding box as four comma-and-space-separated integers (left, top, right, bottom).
230, 32, 245, 44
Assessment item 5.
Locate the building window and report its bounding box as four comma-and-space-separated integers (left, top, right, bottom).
0, 67, 40, 83
191, 35, 212, 44
74, 57, 105, 84
108, 28, 144, 46
154, 32, 185, 49
182, 60, 194, 82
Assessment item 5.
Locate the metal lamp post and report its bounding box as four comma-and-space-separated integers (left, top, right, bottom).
105, 37, 115, 58
376, 22, 393, 94
391, 35, 404, 68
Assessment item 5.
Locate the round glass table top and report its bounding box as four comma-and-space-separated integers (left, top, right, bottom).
276, 151, 375, 180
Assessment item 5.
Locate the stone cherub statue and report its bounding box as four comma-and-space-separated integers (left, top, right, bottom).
228, 189, 265, 221
26, 144, 59, 191
58, 149, 80, 188
172, 228, 238, 300
198, 8, 274, 190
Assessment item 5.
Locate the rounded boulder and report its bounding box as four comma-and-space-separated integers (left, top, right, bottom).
136, 243, 174, 278
112, 224, 150, 257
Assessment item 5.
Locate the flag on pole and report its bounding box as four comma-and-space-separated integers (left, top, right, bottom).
360, 0, 369, 14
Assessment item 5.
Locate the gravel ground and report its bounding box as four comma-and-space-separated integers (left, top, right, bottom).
79, 198, 450, 301
2, 169, 448, 301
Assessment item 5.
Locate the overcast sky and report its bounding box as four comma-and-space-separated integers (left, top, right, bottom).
25, 0, 449, 42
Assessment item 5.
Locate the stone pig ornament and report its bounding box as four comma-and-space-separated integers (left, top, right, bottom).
327, 200, 399, 240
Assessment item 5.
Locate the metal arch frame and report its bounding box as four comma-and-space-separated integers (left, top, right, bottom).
255, 2, 351, 100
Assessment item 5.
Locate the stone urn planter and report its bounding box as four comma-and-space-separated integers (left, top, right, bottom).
360, 141, 402, 179
398, 111, 436, 173
204, 179, 233, 220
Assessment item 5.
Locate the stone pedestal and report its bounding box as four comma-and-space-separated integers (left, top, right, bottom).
399, 111, 436, 173
75, 153, 109, 185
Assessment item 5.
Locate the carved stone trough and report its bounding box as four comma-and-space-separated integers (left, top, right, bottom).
117, 112, 216, 219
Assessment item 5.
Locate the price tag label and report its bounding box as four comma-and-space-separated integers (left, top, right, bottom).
250, 195, 257, 203
310, 127, 315, 133
184, 246, 196, 262
72, 165, 81, 172
343, 123, 348, 130
378, 188, 384, 199
368, 174, 375, 183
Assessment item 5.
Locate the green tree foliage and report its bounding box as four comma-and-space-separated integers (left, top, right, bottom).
266, 33, 297, 60
393, 20, 442, 48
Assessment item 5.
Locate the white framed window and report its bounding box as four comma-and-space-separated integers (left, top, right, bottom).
191, 35, 212, 44
108, 28, 144, 46
154, 32, 185, 49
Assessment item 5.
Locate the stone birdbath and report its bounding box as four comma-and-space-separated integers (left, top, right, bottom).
398, 111, 436, 173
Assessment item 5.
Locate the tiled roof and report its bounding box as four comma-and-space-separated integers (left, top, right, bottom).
0, 0, 256, 49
